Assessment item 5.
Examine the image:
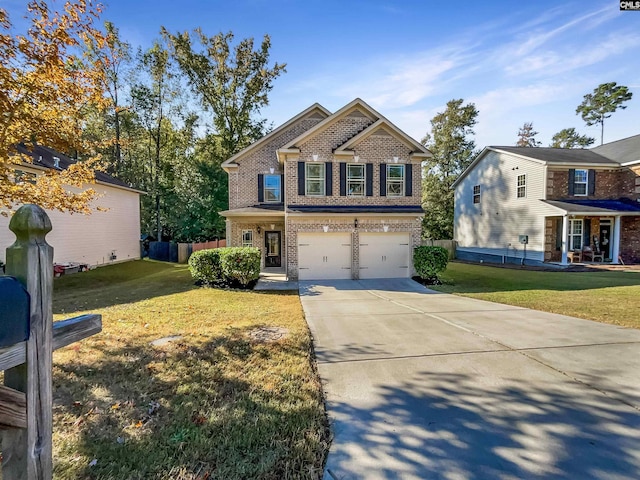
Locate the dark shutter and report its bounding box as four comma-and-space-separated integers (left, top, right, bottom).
325, 162, 333, 196
298, 162, 305, 196
380, 163, 387, 196
588, 169, 596, 196
280, 174, 285, 202
583, 219, 591, 247
258, 174, 264, 203
568, 169, 575, 196
405, 164, 413, 196
365, 163, 373, 196
339, 163, 346, 196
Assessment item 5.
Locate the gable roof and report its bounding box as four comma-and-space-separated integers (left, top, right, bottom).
334, 118, 431, 159
279, 98, 380, 152
592, 134, 640, 165
452, 143, 624, 189
15, 144, 144, 194
221, 103, 331, 169
490, 146, 618, 165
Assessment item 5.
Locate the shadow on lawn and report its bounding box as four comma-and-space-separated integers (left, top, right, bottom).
53, 327, 328, 480
325, 369, 640, 479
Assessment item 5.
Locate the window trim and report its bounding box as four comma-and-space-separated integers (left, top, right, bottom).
568, 219, 583, 250
516, 174, 526, 198
573, 169, 588, 196
386, 164, 405, 197
347, 163, 366, 197
263, 174, 281, 203
305, 162, 325, 197
473, 184, 481, 204
241, 230, 253, 247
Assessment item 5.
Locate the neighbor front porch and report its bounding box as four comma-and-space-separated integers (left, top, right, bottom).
542, 199, 640, 265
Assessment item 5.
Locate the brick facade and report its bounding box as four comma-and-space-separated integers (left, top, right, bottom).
546, 167, 640, 201
221, 99, 429, 278
544, 166, 640, 264
286, 216, 421, 280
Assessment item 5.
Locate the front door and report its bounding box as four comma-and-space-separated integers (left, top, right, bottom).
265, 231, 281, 267
599, 224, 611, 260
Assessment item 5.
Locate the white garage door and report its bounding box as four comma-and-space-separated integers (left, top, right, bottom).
298, 232, 352, 280
359, 232, 411, 279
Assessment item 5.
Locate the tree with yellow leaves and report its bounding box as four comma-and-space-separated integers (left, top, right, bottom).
0, 0, 107, 214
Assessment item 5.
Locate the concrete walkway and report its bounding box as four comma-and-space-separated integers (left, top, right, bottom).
299, 278, 640, 480
254, 269, 298, 291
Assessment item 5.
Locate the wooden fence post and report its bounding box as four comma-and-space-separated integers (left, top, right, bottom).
2, 204, 54, 480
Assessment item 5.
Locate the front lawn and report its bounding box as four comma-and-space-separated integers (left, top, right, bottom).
432, 262, 640, 329
51, 260, 329, 479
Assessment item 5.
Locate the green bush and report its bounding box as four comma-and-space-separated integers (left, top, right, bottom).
219, 247, 261, 287
188, 249, 223, 285
413, 246, 449, 282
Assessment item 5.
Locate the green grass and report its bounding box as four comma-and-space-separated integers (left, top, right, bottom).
50, 260, 329, 479
432, 262, 640, 329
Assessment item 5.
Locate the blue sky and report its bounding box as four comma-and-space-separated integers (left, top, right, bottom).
6, 0, 640, 147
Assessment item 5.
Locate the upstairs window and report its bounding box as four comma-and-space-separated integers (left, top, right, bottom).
242, 230, 253, 247
264, 175, 281, 203
573, 169, 588, 196
305, 163, 325, 196
386, 164, 405, 197
473, 185, 481, 204
517, 174, 526, 198
347, 164, 365, 196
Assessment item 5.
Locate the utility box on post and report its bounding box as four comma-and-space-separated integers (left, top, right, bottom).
0, 276, 30, 348
519, 235, 529, 245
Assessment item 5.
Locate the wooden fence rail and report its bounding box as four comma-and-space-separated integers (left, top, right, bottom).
421, 239, 457, 259
0, 205, 101, 480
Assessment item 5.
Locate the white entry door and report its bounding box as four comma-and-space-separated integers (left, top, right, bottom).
297, 232, 352, 280
359, 232, 411, 279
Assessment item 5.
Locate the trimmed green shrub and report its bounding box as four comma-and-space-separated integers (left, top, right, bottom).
188, 248, 223, 285
414, 246, 449, 282
219, 247, 261, 287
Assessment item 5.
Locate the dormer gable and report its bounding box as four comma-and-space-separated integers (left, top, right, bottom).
221, 102, 331, 173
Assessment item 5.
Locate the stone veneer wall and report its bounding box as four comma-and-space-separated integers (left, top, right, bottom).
285, 215, 421, 280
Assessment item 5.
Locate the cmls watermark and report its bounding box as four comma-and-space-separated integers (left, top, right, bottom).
620, 1, 640, 10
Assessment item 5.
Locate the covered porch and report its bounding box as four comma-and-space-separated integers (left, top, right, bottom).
218, 206, 286, 272
543, 199, 640, 266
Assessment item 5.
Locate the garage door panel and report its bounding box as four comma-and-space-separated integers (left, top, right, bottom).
359, 232, 411, 279
298, 233, 352, 280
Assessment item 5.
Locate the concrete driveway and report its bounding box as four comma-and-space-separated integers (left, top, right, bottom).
299, 278, 640, 480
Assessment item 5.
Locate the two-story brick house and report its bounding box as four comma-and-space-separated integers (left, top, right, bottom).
452, 134, 640, 265
220, 98, 432, 280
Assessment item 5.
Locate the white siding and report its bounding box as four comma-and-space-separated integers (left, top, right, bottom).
454, 151, 557, 261
1, 183, 141, 266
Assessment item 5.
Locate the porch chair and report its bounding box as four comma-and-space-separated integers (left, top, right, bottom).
567, 249, 582, 263
582, 245, 604, 262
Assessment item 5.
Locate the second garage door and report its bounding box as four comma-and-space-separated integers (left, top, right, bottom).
298, 232, 352, 280
359, 232, 411, 279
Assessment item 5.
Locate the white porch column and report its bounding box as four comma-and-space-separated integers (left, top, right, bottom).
561, 214, 569, 265
611, 215, 621, 264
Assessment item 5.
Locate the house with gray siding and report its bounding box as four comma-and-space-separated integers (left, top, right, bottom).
453, 135, 640, 266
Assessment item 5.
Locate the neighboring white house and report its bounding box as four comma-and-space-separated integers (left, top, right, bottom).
1, 145, 144, 267
452, 137, 640, 266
